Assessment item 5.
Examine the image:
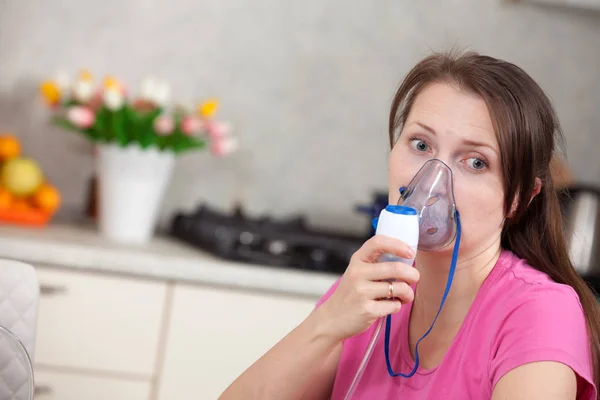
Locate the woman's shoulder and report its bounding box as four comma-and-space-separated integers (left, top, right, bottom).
482, 249, 596, 398
486, 249, 589, 338
491, 249, 585, 303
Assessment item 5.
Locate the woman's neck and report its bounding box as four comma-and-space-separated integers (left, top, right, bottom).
412, 237, 502, 329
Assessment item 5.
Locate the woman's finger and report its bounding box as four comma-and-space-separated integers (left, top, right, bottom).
354, 234, 415, 263
370, 298, 403, 318
364, 280, 415, 304
363, 261, 420, 285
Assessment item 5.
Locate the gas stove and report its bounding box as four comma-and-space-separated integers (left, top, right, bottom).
169, 204, 369, 275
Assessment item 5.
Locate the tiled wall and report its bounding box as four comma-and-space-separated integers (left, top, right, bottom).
0, 0, 599, 234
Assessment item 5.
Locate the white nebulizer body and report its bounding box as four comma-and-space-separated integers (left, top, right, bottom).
374, 205, 420, 264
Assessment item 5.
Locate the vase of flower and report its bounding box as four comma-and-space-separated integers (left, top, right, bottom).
39, 71, 238, 244
96, 142, 175, 243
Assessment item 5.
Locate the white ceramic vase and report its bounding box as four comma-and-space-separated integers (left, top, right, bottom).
96, 143, 175, 244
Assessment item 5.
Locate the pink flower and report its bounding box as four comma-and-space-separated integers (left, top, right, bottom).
181, 116, 204, 136
154, 115, 174, 136
211, 137, 238, 156
88, 91, 104, 111
67, 106, 95, 129
206, 121, 232, 139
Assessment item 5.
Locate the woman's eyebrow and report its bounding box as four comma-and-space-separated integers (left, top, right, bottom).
415, 122, 436, 135
414, 121, 498, 156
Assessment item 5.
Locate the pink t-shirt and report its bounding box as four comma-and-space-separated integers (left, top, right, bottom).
316, 249, 597, 399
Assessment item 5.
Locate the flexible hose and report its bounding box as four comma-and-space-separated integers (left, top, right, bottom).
343, 317, 384, 400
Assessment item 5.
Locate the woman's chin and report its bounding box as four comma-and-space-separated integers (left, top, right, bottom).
417, 243, 456, 258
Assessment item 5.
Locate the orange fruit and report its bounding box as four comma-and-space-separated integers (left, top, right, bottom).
32, 184, 61, 213
0, 135, 21, 161
0, 157, 43, 197
11, 198, 32, 212
0, 187, 13, 210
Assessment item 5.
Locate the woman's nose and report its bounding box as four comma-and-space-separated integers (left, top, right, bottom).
417, 158, 453, 197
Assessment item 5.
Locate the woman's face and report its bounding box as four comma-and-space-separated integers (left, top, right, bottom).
388, 82, 506, 255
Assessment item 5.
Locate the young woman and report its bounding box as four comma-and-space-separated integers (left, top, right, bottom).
219, 50, 600, 399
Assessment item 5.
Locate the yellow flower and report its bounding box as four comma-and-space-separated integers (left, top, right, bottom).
198, 99, 219, 118
79, 69, 94, 82
103, 75, 120, 90
39, 80, 61, 105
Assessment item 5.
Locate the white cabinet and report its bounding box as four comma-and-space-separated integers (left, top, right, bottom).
33, 267, 168, 399
26, 261, 329, 400
34, 370, 151, 400
35, 267, 167, 375
156, 284, 318, 400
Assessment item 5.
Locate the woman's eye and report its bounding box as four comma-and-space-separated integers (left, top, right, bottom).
466, 157, 487, 171
410, 139, 429, 152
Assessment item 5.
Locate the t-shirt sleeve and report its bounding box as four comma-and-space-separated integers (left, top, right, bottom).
489, 284, 597, 399
315, 277, 342, 308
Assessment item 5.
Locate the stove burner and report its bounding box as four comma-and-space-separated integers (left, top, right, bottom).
170, 204, 365, 275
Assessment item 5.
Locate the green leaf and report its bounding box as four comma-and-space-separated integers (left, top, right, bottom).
111, 108, 128, 146
63, 99, 80, 107
137, 107, 162, 149
90, 107, 114, 142
172, 134, 207, 154
125, 105, 141, 144
51, 116, 79, 132
51, 116, 97, 142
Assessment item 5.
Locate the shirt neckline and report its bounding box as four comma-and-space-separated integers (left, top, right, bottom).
397, 249, 509, 376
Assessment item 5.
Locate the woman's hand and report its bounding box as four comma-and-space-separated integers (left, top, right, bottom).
314, 235, 420, 342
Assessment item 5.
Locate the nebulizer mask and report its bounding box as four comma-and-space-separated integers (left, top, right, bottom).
344, 159, 462, 400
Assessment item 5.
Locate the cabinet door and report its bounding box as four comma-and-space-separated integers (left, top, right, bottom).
35, 370, 151, 400
157, 284, 317, 400
34, 267, 167, 376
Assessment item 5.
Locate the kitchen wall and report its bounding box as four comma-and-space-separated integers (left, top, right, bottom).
0, 0, 599, 234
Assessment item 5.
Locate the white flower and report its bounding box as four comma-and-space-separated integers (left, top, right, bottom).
73, 70, 95, 103
73, 80, 94, 103
103, 87, 124, 111
102, 77, 125, 111
139, 76, 170, 106
139, 76, 158, 101
153, 80, 170, 106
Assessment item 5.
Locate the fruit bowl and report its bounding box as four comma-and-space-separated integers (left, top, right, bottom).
0, 134, 61, 227
0, 208, 52, 227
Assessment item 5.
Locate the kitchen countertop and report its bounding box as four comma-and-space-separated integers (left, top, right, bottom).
0, 222, 340, 298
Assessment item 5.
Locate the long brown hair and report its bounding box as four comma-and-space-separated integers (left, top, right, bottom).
388, 49, 600, 395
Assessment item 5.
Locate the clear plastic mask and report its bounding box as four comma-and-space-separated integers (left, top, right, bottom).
398, 158, 457, 251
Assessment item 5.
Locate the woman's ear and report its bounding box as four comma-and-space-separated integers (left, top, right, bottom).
508, 178, 542, 218
528, 177, 542, 206
508, 199, 518, 219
